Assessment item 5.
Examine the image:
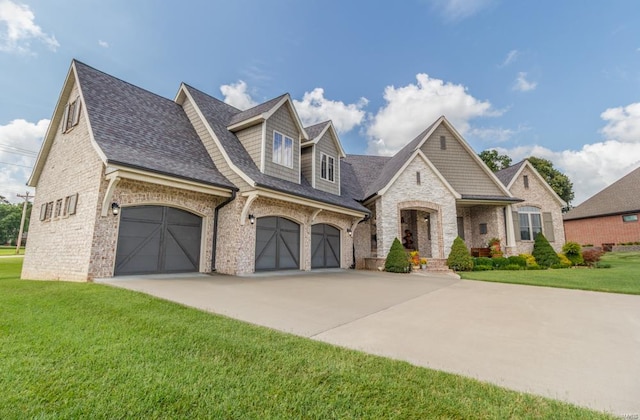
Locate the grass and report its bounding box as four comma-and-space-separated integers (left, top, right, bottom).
0, 259, 612, 419
461, 252, 640, 295
0, 246, 24, 256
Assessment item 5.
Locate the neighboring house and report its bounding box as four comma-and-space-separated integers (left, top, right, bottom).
563, 166, 640, 249
22, 60, 566, 281
495, 160, 566, 253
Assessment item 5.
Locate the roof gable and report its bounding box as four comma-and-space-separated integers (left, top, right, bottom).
227, 94, 308, 140
564, 165, 640, 220
499, 160, 566, 207
302, 121, 346, 158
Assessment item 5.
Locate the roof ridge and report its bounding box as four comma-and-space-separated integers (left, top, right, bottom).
181, 83, 243, 113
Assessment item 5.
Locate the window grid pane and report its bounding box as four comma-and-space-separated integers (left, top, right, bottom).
273, 132, 283, 164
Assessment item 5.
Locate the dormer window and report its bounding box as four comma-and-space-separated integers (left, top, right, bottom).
320, 153, 335, 182
62, 97, 81, 133
273, 131, 293, 168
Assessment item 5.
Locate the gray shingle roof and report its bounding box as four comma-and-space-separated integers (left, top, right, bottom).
495, 160, 526, 187
74, 61, 235, 190
564, 166, 640, 220
185, 85, 368, 214
304, 121, 330, 140
227, 94, 288, 127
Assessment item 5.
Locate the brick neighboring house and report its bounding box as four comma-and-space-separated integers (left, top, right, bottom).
22, 60, 566, 281
563, 166, 640, 249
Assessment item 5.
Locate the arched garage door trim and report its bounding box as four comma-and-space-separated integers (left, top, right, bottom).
255, 216, 300, 271
114, 205, 203, 275
311, 223, 341, 268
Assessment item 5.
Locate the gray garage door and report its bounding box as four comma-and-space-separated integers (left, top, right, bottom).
311, 224, 341, 268
114, 206, 202, 276
255, 216, 300, 271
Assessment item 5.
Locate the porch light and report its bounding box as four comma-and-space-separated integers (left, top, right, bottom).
248, 214, 255, 225
347, 228, 352, 237
111, 202, 120, 216
424, 216, 429, 223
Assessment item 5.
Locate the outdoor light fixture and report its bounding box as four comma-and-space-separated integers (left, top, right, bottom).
347, 228, 352, 237
424, 216, 429, 223
111, 202, 120, 216
248, 214, 255, 225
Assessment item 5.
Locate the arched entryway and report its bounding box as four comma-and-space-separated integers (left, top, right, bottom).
255, 216, 300, 271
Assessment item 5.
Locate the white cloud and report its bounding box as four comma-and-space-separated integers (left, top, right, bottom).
429, 0, 494, 22
0, 119, 48, 203
220, 80, 257, 111
293, 88, 367, 134
513, 72, 537, 92
366, 73, 500, 155
469, 124, 529, 143
498, 102, 640, 205
0, 0, 59, 54
98, 40, 109, 48
500, 49, 519, 67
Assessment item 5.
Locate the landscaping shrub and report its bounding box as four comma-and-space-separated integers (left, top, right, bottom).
556, 253, 572, 268
582, 249, 604, 267
507, 255, 527, 268
491, 257, 510, 269
499, 264, 524, 271
472, 265, 493, 271
472, 257, 493, 271
519, 254, 537, 267
532, 233, 560, 268
595, 262, 612, 269
447, 237, 474, 271
385, 238, 411, 273
562, 242, 583, 266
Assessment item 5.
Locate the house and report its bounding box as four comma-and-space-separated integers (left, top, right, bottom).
563, 166, 640, 250
495, 160, 566, 253
22, 60, 566, 281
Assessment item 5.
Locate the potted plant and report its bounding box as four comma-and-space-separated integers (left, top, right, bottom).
409, 250, 420, 268
488, 238, 503, 258
420, 258, 428, 270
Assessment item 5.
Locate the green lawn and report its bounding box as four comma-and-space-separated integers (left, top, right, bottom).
0, 259, 611, 419
0, 246, 24, 256
461, 252, 640, 295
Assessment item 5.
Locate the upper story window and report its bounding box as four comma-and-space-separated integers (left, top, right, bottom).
273, 131, 293, 168
320, 153, 335, 182
518, 206, 542, 241
622, 214, 638, 223
62, 97, 82, 133
523, 175, 529, 189
440, 136, 446, 150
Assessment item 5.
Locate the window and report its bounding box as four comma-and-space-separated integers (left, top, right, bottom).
273, 131, 293, 167
62, 97, 82, 133
479, 223, 488, 235
523, 175, 529, 189
320, 153, 335, 182
622, 214, 638, 223
66, 193, 78, 215
456, 216, 465, 239
440, 136, 446, 150
39, 201, 54, 221
416, 171, 421, 185
54, 199, 63, 218
518, 206, 542, 240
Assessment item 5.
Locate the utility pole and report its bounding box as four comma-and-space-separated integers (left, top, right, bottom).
16, 192, 33, 255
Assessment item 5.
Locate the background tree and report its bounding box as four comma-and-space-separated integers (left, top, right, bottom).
527, 156, 574, 208
478, 150, 512, 172
0, 203, 31, 245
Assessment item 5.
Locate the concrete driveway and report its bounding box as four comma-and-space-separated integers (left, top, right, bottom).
99, 270, 640, 415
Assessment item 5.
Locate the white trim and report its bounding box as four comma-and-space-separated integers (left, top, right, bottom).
227, 95, 309, 141
310, 208, 323, 223
306, 121, 346, 158
272, 130, 294, 168
506, 160, 566, 207
260, 121, 266, 172
240, 192, 259, 225
505, 204, 516, 247
319, 152, 336, 183
100, 176, 121, 217
243, 188, 367, 218
177, 85, 255, 186
311, 145, 316, 188
105, 165, 233, 197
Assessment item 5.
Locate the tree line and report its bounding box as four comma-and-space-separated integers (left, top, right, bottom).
0, 196, 31, 245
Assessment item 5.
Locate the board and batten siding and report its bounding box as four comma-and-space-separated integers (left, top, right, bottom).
421, 125, 504, 196
181, 98, 248, 190
314, 130, 340, 195
264, 104, 300, 184
235, 124, 263, 170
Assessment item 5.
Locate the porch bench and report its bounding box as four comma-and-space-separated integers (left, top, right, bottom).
471, 247, 491, 258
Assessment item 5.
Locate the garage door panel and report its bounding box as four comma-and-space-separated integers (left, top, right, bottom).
255, 217, 300, 271
121, 206, 164, 222
311, 224, 341, 269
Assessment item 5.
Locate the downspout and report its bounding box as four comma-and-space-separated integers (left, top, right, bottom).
211, 190, 237, 272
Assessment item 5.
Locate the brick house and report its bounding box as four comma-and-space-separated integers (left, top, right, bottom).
22, 60, 566, 281
563, 166, 640, 249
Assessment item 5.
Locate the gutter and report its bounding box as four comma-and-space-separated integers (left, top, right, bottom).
211, 189, 237, 271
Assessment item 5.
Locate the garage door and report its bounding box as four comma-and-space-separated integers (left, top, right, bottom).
115, 206, 202, 275
311, 224, 341, 268
255, 216, 300, 271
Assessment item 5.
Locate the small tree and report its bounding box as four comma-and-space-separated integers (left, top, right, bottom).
385, 238, 411, 273
562, 242, 583, 266
447, 237, 474, 271
532, 233, 560, 268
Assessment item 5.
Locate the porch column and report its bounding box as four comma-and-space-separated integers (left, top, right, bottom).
505, 205, 516, 247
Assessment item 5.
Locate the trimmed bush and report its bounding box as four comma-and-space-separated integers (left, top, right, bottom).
507, 255, 527, 268
472, 265, 493, 271
385, 238, 411, 273
499, 264, 524, 271
447, 237, 474, 271
562, 242, 583, 266
532, 233, 560, 268
519, 254, 537, 267
474, 257, 492, 267
582, 249, 604, 267
556, 253, 572, 268
491, 257, 510, 269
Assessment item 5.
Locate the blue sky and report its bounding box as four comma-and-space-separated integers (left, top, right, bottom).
1, 0, 640, 205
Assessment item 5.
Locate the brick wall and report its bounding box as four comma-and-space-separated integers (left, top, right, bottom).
564, 214, 640, 247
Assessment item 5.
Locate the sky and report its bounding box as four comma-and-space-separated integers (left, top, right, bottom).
1, 0, 640, 206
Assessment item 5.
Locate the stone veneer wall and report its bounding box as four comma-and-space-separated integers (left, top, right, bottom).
216, 196, 355, 275
510, 166, 566, 253
22, 83, 105, 281
377, 157, 457, 259
468, 206, 506, 249
88, 178, 224, 279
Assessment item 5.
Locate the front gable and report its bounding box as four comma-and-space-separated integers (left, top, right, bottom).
508, 161, 566, 208
263, 102, 303, 184
420, 120, 509, 197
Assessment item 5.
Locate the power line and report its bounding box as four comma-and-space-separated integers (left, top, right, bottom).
0, 142, 38, 156
0, 161, 33, 169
